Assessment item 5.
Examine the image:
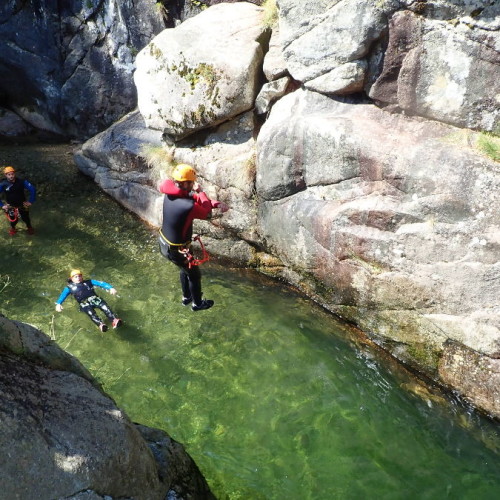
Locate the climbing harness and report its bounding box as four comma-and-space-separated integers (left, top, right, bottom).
183, 235, 210, 269
159, 229, 210, 268
79, 296, 104, 308
4, 207, 19, 223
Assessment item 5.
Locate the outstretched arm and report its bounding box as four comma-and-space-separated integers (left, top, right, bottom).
191, 191, 214, 220
90, 279, 117, 295
192, 185, 229, 218
55, 287, 71, 311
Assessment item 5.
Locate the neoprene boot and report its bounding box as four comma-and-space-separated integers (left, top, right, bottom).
192, 299, 214, 311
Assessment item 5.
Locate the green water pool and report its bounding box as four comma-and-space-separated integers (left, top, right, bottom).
1, 144, 500, 499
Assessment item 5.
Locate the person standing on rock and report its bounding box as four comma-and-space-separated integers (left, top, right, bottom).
0, 166, 36, 236
55, 269, 123, 332
158, 163, 228, 311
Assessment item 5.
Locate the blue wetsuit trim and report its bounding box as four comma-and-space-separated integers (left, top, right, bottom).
0, 178, 36, 207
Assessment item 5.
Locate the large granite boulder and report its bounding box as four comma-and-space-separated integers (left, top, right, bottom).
0, 0, 168, 139
134, 2, 270, 141
255, 88, 500, 415
178, 0, 265, 22
0, 107, 33, 139
277, 0, 400, 94
369, 7, 500, 131
74, 110, 164, 226
0, 315, 215, 499
276, 0, 499, 131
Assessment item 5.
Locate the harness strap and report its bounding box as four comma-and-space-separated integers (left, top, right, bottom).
186, 235, 210, 269
5, 207, 19, 223
159, 228, 190, 247
159, 229, 210, 268
80, 295, 102, 308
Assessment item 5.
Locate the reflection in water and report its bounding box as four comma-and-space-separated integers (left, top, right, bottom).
1, 144, 500, 499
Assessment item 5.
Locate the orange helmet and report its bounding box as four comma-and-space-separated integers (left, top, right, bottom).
70, 269, 82, 278
172, 164, 197, 182
3, 166, 15, 174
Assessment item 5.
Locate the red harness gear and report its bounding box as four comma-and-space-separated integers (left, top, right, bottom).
182, 235, 210, 269
5, 207, 19, 223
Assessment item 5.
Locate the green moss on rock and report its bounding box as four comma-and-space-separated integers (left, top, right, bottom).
406, 343, 441, 371
149, 43, 162, 59
168, 59, 221, 107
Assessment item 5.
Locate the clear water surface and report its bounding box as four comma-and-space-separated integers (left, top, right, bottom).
1, 144, 500, 499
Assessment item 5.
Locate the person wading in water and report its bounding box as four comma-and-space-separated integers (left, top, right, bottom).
158, 163, 228, 311
0, 166, 36, 236
55, 269, 123, 332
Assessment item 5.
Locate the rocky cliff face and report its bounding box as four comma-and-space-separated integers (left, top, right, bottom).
255, 88, 500, 417
0, 0, 168, 139
0, 315, 215, 499
1, 1, 499, 418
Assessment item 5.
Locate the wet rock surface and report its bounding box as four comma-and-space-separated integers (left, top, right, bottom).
0, 315, 215, 499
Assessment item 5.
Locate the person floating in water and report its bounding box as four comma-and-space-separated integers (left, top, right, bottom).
0, 166, 36, 236
55, 269, 123, 332
158, 163, 228, 311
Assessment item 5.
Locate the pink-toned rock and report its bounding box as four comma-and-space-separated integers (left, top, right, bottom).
439, 341, 500, 418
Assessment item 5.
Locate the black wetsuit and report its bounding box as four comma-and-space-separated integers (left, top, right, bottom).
158, 179, 218, 305
0, 177, 36, 229
56, 279, 118, 327
159, 193, 203, 304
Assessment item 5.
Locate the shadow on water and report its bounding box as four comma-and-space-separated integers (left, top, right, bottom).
1, 143, 500, 500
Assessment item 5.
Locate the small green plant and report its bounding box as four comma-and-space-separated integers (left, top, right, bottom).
245, 152, 257, 180
477, 132, 500, 163
262, 0, 278, 28
49, 315, 56, 341
0, 274, 11, 294
154, 2, 169, 23
149, 42, 162, 59
190, 0, 208, 9
139, 143, 175, 183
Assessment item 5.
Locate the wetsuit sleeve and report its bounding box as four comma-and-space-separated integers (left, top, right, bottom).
193, 192, 222, 209
158, 179, 170, 194
191, 192, 214, 220
90, 279, 113, 290
23, 180, 36, 203
56, 287, 71, 304
0, 182, 5, 207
